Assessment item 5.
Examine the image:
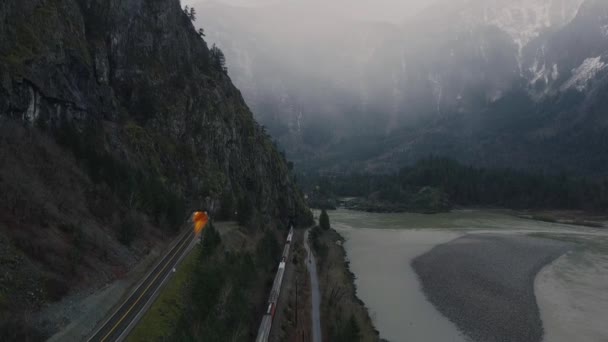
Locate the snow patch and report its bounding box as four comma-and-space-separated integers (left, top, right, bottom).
489, 90, 503, 103
296, 109, 303, 133
551, 64, 559, 81
528, 60, 558, 92
428, 74, 443, 114
531, 63, 548, 85
529, 57, 553, 87
24, 87, 40, 124
561, 57, 607, 92
459, 0, 584, 53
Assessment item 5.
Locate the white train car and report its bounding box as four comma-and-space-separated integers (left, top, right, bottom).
282, 245, 290, 261
286, 229, 293, 243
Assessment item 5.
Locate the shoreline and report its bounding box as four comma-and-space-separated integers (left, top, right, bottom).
326, 205, 607, 229
512, 210, 607, 228
309, 226, 381, 341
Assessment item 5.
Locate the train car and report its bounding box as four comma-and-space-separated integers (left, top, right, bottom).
286, 229, 293, 243
266, 302, 277, 317
269, 303, 277, 317
282, 245, 290, 261
256, 316, 272, 342
269, 262, 286, 303
269, 290, 278, 303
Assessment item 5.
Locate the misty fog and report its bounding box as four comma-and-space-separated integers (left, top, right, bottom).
181, 0, 433, 23
179, 0, 604, 175
182, 0, 442, 136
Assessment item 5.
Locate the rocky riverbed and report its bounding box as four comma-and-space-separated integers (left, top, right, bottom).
412, 234, 571, 342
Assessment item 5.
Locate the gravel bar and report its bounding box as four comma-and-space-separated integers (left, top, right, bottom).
412, 234, 571, 342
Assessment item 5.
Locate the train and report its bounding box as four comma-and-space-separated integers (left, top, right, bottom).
286, 229, 293, 243
256, 226, 294, 342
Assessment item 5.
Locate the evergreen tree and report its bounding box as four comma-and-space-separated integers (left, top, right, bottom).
331, 315, 361, 342
210, 44, 227, 73
345, 315, 361, 341
237, 197, 252, 226
256, 231, 280, 270
201, 220, 221, 254
219, 191, 234, 220
320, 209, 330, 230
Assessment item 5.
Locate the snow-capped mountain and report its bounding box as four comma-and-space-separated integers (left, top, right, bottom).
195, 0, 608, 175
457, 0, 583, 51
404, 0, 596, 103
523, 0, 608, 95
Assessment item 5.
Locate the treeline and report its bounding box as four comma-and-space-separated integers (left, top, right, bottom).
172, 224, 281, 341
304, 157, 608, 211
174, 223, 254, 341
398, 157, 608, 210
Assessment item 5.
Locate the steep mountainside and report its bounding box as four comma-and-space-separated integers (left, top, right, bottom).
0, 0, 311, 339
194, 0, 608, 176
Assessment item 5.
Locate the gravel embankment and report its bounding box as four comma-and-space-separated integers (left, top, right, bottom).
412, 234, 571, 342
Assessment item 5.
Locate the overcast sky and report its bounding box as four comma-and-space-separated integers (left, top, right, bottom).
181, 0, 435, 23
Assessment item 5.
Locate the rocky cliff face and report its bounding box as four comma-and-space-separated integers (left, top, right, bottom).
0, 0, 311, 338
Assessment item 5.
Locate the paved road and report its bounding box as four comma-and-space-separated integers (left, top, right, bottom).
304, 229, 322, 342
88, 228, 197, 342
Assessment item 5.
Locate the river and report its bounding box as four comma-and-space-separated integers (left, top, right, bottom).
329, 209, 608, 342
